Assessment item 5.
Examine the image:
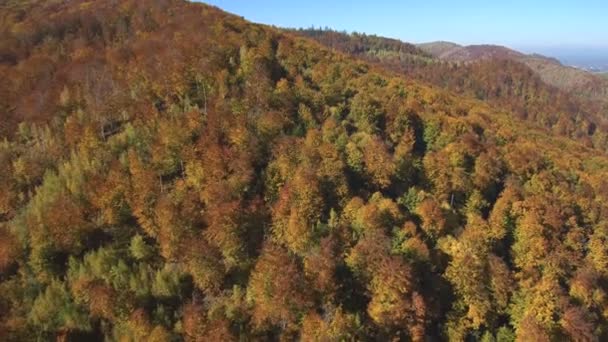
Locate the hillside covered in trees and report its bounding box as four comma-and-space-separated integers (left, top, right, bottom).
417, 41, 608, 104
2, 0, 608, 341
296, 29, 608, 151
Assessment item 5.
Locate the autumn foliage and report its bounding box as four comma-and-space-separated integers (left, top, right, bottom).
2, 0, 608, 341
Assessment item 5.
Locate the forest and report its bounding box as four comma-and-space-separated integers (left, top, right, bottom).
2, 0, 608, 341
295, 29, 608, 150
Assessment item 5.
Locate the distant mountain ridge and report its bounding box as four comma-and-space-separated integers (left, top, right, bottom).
417, 42, 525, 62
418, 41, 608, 102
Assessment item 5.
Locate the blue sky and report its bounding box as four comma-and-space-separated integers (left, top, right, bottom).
198, 0, 608, 55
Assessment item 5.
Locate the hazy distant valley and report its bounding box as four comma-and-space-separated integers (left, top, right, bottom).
549, 50, 608, 73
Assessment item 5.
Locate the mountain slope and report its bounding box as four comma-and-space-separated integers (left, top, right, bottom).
298, 29, 608, 150
415, 41, 462, 58
419, 41, 608, 103
290, 28, 435, 71
1, 1, 608, 341
418, 42, 524, 61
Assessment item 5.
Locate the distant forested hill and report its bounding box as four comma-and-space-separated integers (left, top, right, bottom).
417, 40, 608, 104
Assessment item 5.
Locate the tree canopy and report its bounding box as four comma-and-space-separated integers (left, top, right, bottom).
1, 0, 608, 340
